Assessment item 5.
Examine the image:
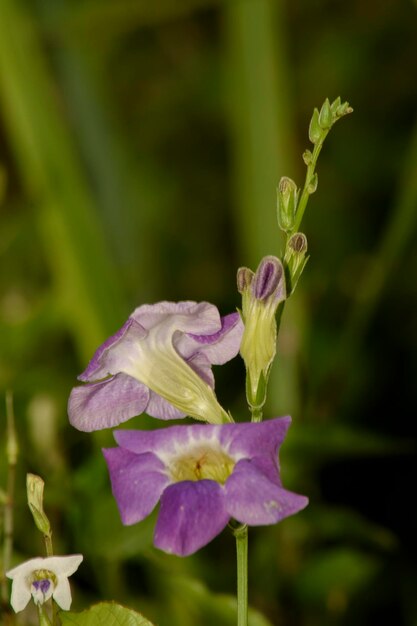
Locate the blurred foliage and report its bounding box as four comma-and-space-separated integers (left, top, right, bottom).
0, 0, 416, 625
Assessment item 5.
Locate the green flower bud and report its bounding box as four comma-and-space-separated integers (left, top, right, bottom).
277, 176, 298, 232
302, 149, 313, 166
27, 474, 51, 537
318, 98, 333, 129
330, 96, 341, 113
309, 108, 321, 144
284, 233, 309, 294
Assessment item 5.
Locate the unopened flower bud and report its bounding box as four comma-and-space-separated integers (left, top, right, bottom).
237, 267, 254, 294
318, 98, 332, 129
239, 256, 286, 406
307, 173, 318, 194
309, 108, 321, 144
27, 474, 51, 537
277, 177, 298, 232
284, 233, 309, 294
302, 149, 313, 166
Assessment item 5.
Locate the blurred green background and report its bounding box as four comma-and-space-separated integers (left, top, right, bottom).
0, 0, 416, 624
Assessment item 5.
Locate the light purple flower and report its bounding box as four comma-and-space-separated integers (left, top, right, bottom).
68, 301, 243, 431
103, 416, 308, 556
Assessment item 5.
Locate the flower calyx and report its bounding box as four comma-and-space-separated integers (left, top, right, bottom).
238, 256, 286, 408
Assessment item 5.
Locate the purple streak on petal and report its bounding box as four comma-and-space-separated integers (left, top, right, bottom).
252, 256, 283, 301
154, 481, 230, 556
103, 448, 170, 525
32, 580, 51, 594
181, 312, 244, 365
225, 459, 308, 525
68, 373, 149, 432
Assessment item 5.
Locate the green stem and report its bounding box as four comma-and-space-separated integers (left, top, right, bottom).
234, 524, 248, 626
37, 604, 53, 626
292, 130, 329, 234
250, 406, 263, 423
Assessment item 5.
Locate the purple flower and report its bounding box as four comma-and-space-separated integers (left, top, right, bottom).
103, 416, 308, 556
68, 301, 243, 431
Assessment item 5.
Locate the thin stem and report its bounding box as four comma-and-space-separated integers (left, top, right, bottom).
292, 130, 329, 234
234, 524, 248, 626
250, 406, 263, 423
37, 604, 53, 626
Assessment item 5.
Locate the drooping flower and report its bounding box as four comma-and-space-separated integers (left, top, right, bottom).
103, 416, 307, 556
237, 256, 286, 406
6, 554, 83, 613
68, 301, 243, 431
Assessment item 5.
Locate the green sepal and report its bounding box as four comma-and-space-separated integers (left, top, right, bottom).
246, 369, 268, 410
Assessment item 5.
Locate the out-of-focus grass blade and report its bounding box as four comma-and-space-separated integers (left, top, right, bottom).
224, 0, 296, 266
0, 0, 126, 362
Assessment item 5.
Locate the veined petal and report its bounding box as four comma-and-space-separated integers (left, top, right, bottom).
103, 448, 170, 525
154, 481, 229, 556
225, 459, 308, 525
118, 319, 228, 424
79, 318, 147, 382
130, 301, 221, 335
68, 373, 150, 432
176, 312, 244, 365
114, 423, 221, 457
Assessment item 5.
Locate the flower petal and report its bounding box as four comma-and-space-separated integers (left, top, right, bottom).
68, 373, 150, 431
114, 423, 220, 457
103, 448, 170, 525
131, 301, 221, 335
41, 555, 83, 578
154, 481, 229, 556
52, 577, 72, 610
79, 319, 147, 382
9, 578, 31, 613
221, 416, 292, 482
180, 312, 244, 365
225, 459, 308, 525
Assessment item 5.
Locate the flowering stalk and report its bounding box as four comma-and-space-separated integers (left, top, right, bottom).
232, 523, 248, 626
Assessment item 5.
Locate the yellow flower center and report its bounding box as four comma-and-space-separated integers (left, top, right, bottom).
168, 445, 235, 485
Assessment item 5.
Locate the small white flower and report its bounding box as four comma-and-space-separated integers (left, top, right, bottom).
6, 554, 83, 613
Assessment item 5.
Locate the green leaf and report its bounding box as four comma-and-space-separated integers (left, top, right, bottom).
61, 602, 155, 626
